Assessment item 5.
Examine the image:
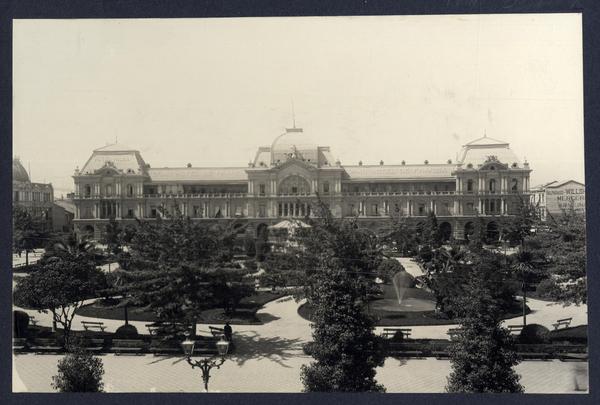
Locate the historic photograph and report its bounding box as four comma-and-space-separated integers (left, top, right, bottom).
12, 14, 587, 393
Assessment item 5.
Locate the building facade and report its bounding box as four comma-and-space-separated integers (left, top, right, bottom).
13, 158, 54, 231
531, 180, 585, 221
72, 128, 531, 241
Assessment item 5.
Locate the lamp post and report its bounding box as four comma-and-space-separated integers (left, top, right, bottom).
181, 337, 230, 392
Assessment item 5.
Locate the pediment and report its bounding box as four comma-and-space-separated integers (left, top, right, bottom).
274, 158, 317, 172
275, 160, 317, 181
480, 157, 509, 171
94, 161, 122, 176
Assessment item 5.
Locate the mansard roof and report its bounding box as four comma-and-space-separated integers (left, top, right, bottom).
80, 143, 148, 175
342, 164, 456, 181
148, 167, 247, 183
458, 134, 521, 167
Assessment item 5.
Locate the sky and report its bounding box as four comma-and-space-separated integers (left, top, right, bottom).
13, 14, 584, 197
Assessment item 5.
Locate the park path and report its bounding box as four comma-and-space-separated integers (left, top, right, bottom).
12, 255, 588, 393
13, 294, 588, 393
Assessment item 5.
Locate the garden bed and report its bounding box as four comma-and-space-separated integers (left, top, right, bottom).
298, 285, 529, 327
75, 290, 288, 325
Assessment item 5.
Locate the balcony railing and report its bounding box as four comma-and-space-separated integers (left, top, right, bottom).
342, 191, 456, 197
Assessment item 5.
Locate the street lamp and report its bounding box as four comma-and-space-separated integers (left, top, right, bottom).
181, 337, 230, 392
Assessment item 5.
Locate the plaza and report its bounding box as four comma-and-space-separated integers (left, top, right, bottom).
13, 284, 588, 393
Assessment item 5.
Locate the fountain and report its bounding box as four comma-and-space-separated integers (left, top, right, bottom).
391, 271, 414, 305
369, 270, 436, 313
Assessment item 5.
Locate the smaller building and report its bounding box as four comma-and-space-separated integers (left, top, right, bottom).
52, 199, 76, 233
12, 157, 54, 231
530, 180, 585, 221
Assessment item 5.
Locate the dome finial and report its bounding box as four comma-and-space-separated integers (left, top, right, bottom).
291, 99, 296, 129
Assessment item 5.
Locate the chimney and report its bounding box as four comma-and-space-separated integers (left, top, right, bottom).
358, 160, 363, 166
379, 160, 384, 166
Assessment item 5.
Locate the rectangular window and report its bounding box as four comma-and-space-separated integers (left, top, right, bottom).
323, 182, 330, 194
373, 204, 379, 215
259, 184, 266, 195
13, 191, 19, 202
418, 204, 425, 215
259, 204, 266, 217
127, 208, 134, 218
151, 208, 157, 218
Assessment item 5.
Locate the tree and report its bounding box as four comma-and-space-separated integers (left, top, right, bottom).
297, 201, 385, 392
42, 232, 99, 266
13, 258, 107, 347
114, 215, 248, 333
102, 217, 122, 255
446, 272, 523, 393
259, 251, 305, 290
52, 346, 105, 392
376, 258, 404, 283
13, 206, 47, 266
381, 211, 417, 256
421, 212, 442, 248
527, 209, 587, 304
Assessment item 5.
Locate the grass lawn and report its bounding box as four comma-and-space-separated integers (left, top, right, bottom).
75, 290, 288, 325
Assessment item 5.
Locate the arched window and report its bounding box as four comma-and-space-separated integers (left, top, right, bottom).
511, 178, 518, 192
84, 184, 91, 197
127, 184, 134, 197
467, 179, 473, 192
279, 175, 311, 195
105, 184, 113, 196
489, 179, 496, 193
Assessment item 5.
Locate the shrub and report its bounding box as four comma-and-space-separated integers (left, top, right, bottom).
377, 259, 405, 283
519, 324, 550, 344
51, 347, 105, 392
114, 324, 139, 339
535, 278, 559, 299
13, 310, 30, 338
303, 341, 316, 355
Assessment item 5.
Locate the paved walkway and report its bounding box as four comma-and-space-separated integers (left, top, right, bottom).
13, 294, 588, 393
12, 254, 588, 393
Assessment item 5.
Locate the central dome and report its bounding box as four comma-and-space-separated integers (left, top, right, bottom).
271, 128, 319, 165
13, 158, 30, 183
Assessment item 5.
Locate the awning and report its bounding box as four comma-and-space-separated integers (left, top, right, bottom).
268, 219, 311, 229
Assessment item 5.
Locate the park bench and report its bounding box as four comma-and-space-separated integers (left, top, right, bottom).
146, 322, 190, 337
111, 339, 146, 355
29, 338, 64, 353
13, 338, 28, 353
558, 352, 588, 362
145, 324, 161, 336
381, 328, 412, 339
391, 350, 425, 358
552, 317, 572, 330
447, 328, 463, 340
81, 320, 107, 332
432, 350, 450, 360
192, 340, 220, 356
507, 325, 523, 335
149, 339, 182, 356
517, 352, 551, 361
209, 326, 225, 339
82, 338, 105, 353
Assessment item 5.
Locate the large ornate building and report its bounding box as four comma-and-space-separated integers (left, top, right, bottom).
72, 127, 531, 241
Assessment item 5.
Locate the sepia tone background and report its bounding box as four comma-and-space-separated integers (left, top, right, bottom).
12, 14, 583, 197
